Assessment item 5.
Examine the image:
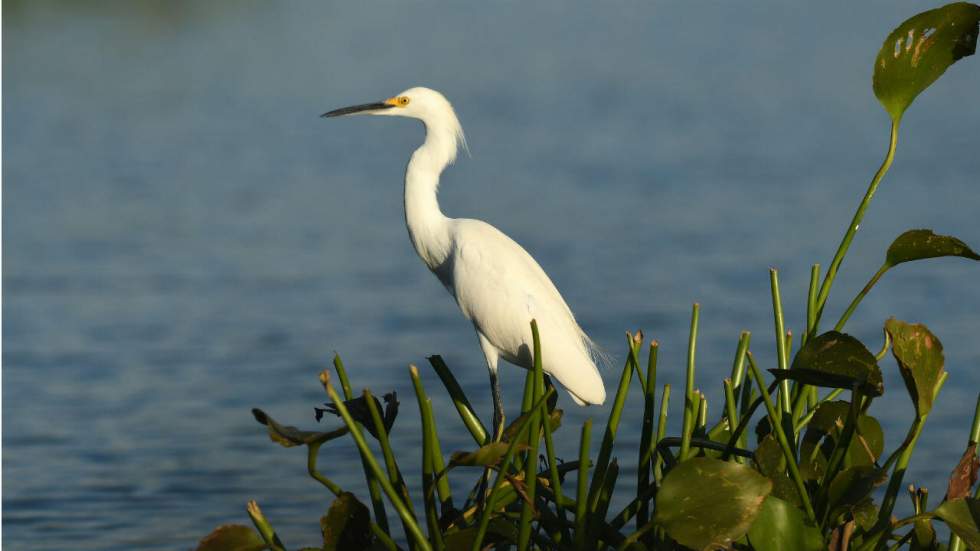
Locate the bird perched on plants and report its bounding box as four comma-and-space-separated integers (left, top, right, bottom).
323, 87, 605, 438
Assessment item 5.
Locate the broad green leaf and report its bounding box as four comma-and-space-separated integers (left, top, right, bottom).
788, 331, 883, 396
885, 229, 980, 268
252, 408, 346, 447
755, 435, 801, 506
654, 457, 772, 550
934, 497, 980, 549
747, 495, 824, 551
873, 2, 980, 120
449, 441, 528, 467
884, 319, 946, 417
321, 492, 372, 551
799, 402, 883, 480
195, 524, 268, 551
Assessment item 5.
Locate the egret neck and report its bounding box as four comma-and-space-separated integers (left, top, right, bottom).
403, 117, 461, 271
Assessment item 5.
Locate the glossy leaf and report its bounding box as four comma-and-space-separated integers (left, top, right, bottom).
654, 457, 772, 550
885, 318, 946, 417
321, 492, 372, 551
195, 524, 268, 551
947, 443, 980, 500
873, 2, 980, 120
747, 495, 823, 551
449, 441, 528, 467
788, 331, 883, 396
934, 497, 980, 549
885, 229, 980, 268
252, 408, 346, 447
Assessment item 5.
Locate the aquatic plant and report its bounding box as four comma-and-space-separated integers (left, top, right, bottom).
195, 4, 980, 550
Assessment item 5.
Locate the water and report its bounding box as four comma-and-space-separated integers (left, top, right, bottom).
3, 2, 979, 549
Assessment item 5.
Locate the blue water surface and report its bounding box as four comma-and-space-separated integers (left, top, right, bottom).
4, 2, 979, 549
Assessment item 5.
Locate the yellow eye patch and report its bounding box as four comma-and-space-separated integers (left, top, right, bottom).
384, 96, 410, 107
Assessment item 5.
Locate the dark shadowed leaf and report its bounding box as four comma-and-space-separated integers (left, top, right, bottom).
788, 331, 883, 396
654, 457, 772, 550
799, 402, 883, 480
827, 466, 888, 522
444, 518, 518, 550
873, 2, 980, 120
755, 435, 801, 506
449, 441, 528, 467
316, 392, 399, 439
853, 497, 878, 531
252, 408, 347, 447
747, 495, 823, 551
912, 514, 938, 551
947, 443, 980, 500
195, 524, 268, 551
321, 492, 372, 551
885, 229, 980, 268
885, 319, 945, 417
934, 497, 980, 549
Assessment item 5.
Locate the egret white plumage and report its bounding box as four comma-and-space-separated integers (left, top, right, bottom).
322, 87, 605, 437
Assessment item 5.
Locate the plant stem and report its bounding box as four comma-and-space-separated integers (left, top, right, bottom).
747, 353, 816, 523
324, 371, 431, 551
834, 264, 889, 331
575, 418, 593, 551
723, 379, 742, 463
804, 264, 820, 345
518, 321, 546, 551
730, 331, 751, 394
246, 500, 286, 551
653, 384, 671, 485
428, 355, 489, 445
637, 340, 659, 527
812, 119, 900, 334
587, 335, 635, 512
680, 304, 700, 460
770, 269, 792, 416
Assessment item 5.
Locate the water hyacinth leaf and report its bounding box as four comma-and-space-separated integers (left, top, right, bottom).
321, 492, 372, 551
873, 2, 980, 121
846, 415, 884, 468
195, 524, 268, 551
252, 408, 346, 447
885, 229, 980, 268
443, 518, 518, 550
947, 443, 980, 500
826, 465, 888, 520
788, 331, 883, 396
654, 457, 772, 550
885, 318, 946, 417
755, 435, 801, 506
747, 495, 824, 551
934, 497, 980, 549
448, 441, 528, 467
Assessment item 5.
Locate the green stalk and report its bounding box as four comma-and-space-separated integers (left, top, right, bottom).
307, 441, 343, 496
804, 264, 820, 345
587, 335, 636, 513
410, 368, 446, 549
323, 371, 431, 551
680, 303, 700, 460
813, 120, 900, 333
542, 398, 570, 544
246, 500, 286, 551
472, 389, 554, 551
333, 353, 354, 400
518, 320, 546, 550
637, 341, 659, 528
723, 379, 742, 463
574, 419, 593, 551
423, 398, 452, 512
697, 392, 708, 431
653, 385, 671, 485
770, 269, 791, 416
362, 389, 412, 539
747, 353, 816, 523
730, 332, 751, 396
428, 355, 489, 445
834, 264, 889, 332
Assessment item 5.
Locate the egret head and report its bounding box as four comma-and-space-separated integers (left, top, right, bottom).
322, 87, 467, 161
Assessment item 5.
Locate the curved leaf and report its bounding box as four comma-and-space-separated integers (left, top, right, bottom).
449, 441, 529, 467
873, 2, 980, 120
934, 497, 980, 549
252, 408, 347, 447
654, 457, 772, 550
885, 229, 980, 268
788, 331, 883, 396
321, 492, 372, 551
747, 496, 824, 551
195, 524, 268, 551
884, 319, 946, 417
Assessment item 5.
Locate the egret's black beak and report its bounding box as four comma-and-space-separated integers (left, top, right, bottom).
321, 101, 394, 118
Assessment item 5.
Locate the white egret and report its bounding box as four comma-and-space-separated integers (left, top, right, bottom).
322, 87, 605, 437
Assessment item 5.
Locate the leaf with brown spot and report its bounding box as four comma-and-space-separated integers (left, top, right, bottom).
885, 229, 980, 268
786, 331, 883, 396
884, 319, 945, 417
946, 443, 980, 500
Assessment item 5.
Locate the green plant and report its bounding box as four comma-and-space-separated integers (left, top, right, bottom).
195, 4, 980, 550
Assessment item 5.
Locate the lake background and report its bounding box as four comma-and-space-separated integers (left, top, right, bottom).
3, 1, 979, 549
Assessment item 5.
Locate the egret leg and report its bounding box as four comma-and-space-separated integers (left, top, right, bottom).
477, 333, 505, 441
